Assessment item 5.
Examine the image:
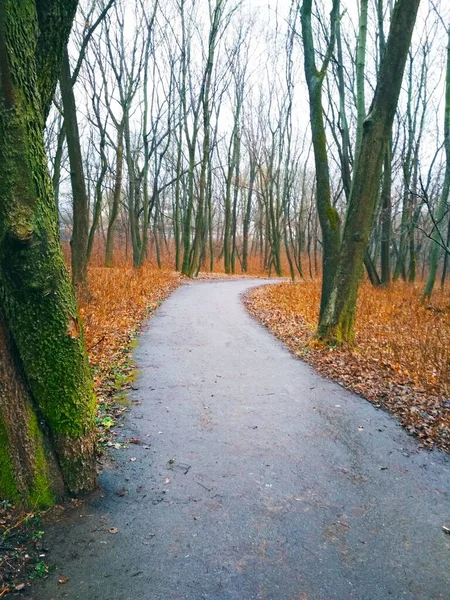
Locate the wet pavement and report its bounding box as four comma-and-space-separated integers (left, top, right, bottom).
36, 280, 450, 600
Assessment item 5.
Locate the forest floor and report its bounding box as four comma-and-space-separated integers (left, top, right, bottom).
245, 281, 450, 453
26, 279, 450, 599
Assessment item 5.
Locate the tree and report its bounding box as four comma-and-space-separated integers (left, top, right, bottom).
300, 0, 341, 319
377, 0, 393, 286
423, 21, 450, 298
58, 0, 115, 290
0, 0, 97, 507
318, 0, 421, 343
60, 48, 91, 295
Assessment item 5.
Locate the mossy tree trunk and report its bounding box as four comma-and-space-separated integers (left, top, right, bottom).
0, 0, 97, 507
300, 0, 341, 319
318, 0, 421, 343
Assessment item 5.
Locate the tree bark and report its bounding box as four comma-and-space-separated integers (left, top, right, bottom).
355, 0, 368, 160
60, 48, 89, 295
105, 127, 124, 267
380, 146, 392, 285
0, 0, 97, 506
423, 26, 450, 298
300, 0, 341, 319
242, 157, 256, 273
318, 0, 421, 343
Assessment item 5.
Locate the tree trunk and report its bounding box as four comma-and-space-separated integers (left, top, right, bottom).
224, 135, 234, 273
364, 250, 381, 287
355, 0, 368, 159
181, 146, 196, 275
87, 130, 107, 262
242, 158, 256, 273
105, 125, 124, 267
441, 213, 450, 287
60, 49, 89, 296
301, 0, 341, 319
52, 119, 65, 216
377, 0, 393, 287
174, 123, 183, 271
423, 27, 450, 299
380, 145, 392, 285
0, 0, 97, 507
318, 0, 421, 343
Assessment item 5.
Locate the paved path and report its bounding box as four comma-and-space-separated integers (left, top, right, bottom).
37, 280, 449, 600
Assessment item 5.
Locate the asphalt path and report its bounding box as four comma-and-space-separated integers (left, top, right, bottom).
36, 279, 450, 600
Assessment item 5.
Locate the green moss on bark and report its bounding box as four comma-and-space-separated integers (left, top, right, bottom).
0, 418, 19, 502
317, 0, 421, 344
0, 398, 56, 508
327, 205, 340, 232
0, 0, 97, 499
26, 410, 55, 508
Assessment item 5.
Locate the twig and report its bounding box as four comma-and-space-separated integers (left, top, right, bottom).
1, 512, 34, 540
88, 336, 106, 351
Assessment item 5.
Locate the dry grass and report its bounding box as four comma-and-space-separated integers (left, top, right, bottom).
245, 280, 450, 451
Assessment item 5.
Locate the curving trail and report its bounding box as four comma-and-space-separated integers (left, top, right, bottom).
37, 280, 449, 600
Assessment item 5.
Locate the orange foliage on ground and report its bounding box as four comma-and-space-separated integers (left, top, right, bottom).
79, 266, 180, 416
245, 280, 450, 452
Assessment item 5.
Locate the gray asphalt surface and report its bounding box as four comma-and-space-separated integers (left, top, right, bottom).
36, 279, 449, 600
